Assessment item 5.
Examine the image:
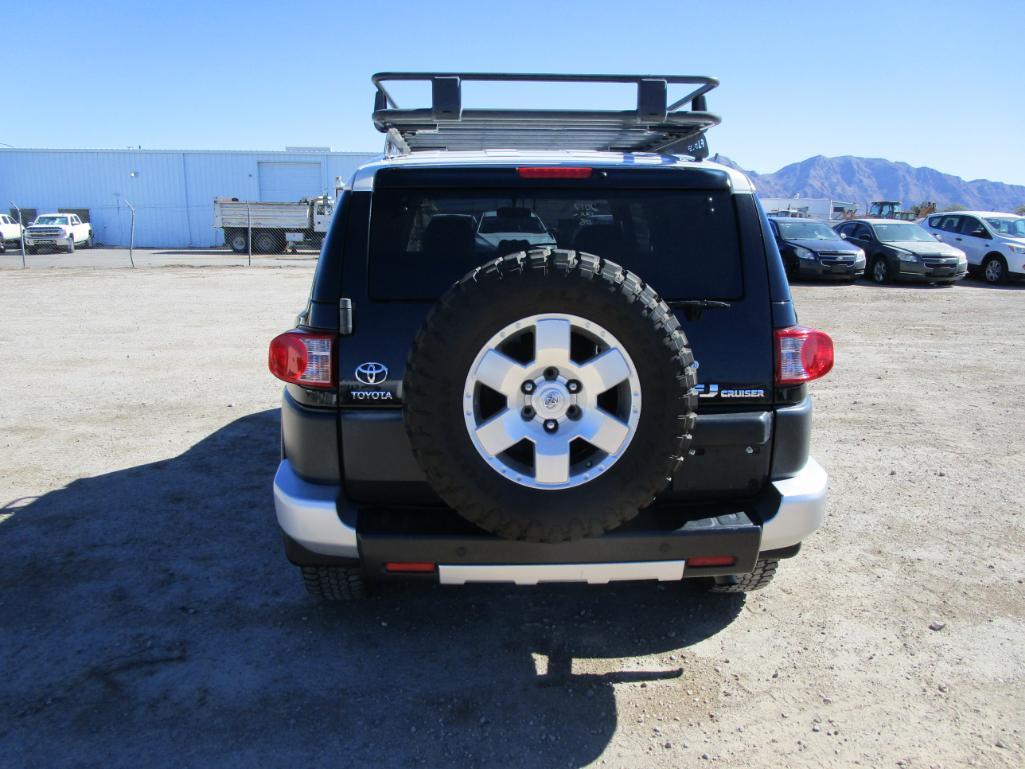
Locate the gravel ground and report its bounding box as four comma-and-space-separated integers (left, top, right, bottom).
1, 267, 1023, 768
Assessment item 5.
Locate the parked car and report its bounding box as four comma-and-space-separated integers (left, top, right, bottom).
0, 213, 24, 252
24, 213, 93, 253
475, 207, 555, 252
920, 211, 1025, 284
768, 217, 865, 280
833, 219, 967, 285
267, 72, 834, 601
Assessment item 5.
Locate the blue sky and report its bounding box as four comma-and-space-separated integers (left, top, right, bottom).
5, 0, 1024, 184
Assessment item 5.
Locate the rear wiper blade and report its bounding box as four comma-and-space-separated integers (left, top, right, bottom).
667, 299, 731, 320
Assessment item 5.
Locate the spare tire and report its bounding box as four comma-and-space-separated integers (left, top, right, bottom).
404, 249, 697, 543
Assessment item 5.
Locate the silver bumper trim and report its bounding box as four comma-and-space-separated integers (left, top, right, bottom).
272, 456, 828, 565
273, 460, 358, 558
761, 457, 828, 552
438, 560, 686, 586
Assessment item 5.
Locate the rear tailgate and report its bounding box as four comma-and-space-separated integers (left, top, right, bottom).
333, 166, 775, 504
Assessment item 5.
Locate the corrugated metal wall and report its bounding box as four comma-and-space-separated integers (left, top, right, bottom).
0, 149, 378, 247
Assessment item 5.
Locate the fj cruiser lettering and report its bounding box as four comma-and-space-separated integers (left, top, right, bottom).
269, 73, 833, 600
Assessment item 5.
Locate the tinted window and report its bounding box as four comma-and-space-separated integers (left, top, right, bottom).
851, 223, 872, 240
959, 217, 988, 237
369, 188, 743, 300
937, 215, 961, 232
478, 210, 547, 234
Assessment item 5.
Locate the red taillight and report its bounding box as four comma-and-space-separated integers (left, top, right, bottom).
384, 562, 436, 573
687, 555, 737, 568
775, 326, 834, 385
517, 166, 592, 179
268, 330, 334, 388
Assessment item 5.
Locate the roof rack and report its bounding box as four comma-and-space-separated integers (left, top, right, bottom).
371, 72, 720, 159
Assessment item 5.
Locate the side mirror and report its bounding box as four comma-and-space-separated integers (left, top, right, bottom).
838, 233, 847, 239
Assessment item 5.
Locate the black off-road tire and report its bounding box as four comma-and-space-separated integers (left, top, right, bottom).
404, 248, 698, 543
707, 558, 779, 593
300, 565, 367, 601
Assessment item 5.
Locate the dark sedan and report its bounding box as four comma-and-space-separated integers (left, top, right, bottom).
768, 217, 866, 280
833, 219, 967, 285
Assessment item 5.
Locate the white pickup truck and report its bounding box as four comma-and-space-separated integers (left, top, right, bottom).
0, 213, 24, 253
213, 196, 333, 253
24, 213, 93, 253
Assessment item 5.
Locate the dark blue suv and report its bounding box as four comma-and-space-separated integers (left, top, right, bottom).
267, 73, 835, 600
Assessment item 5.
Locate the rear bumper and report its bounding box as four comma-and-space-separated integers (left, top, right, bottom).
273, 457, 828, 581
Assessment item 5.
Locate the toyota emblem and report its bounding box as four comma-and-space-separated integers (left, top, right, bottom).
355, 362, 389, 385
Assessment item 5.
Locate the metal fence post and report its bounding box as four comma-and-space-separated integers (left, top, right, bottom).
124, 199, 136, 268
10, 201, 26, 268
246, 203, 252, 267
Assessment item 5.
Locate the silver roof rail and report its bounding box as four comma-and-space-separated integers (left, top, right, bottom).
371, 72, 720, 158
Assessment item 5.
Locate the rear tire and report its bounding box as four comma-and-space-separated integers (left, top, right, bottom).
254, 230, 279, 254
28, 245, 38, 255
983, 255, 1008, 284
300, 565, 368, 601
707, 558, 779, 593
404, 249, 697, 543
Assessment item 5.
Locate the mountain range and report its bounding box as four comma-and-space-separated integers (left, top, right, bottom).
714, 154, 1025, 214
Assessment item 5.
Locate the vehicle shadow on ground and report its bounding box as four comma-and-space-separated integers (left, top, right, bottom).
0, 410, 743, 769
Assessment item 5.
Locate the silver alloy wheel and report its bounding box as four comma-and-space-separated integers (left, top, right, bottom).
463, 313, 641, 490
873, 258, 887, 283
985, 258, 1004, 283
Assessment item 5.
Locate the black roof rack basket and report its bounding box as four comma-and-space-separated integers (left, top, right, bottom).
371, 72, 720, 159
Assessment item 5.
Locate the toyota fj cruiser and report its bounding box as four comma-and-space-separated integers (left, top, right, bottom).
269, 73, 833, 600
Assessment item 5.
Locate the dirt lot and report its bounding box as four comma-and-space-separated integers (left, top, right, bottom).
1, 267, 1023, 769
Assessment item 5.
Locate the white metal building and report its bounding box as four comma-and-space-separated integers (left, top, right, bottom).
759, 196, 857, 220
0, 148, 379, 248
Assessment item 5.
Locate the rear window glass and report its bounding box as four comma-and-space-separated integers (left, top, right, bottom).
369, 188, 742, 300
